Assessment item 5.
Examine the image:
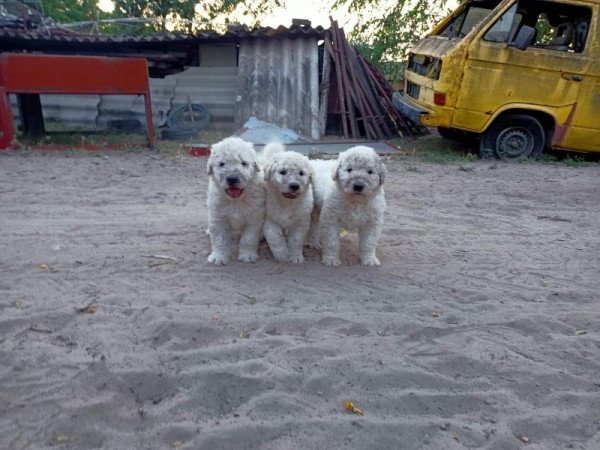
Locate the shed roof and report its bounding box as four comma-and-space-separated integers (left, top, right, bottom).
0, 23, 327, 46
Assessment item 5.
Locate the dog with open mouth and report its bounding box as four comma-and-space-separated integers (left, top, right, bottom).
206, 137, 265, 265
261, 144, 315, 263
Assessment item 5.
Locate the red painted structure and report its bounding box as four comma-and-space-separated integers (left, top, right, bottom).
0, 53, 154, 149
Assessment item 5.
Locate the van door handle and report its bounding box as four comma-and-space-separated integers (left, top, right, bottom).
561, 73, 583, 82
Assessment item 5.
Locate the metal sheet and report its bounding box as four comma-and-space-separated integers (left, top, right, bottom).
42, 94, 101, 132
235, 38, 320, 139
168, 67, 238, 131
98, 77, 176, 128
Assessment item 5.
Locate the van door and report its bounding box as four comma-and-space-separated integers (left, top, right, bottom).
454, 0, 593, 151
559, 13, 600, 151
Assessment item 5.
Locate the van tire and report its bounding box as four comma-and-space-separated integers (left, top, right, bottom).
479, 114, 545, 161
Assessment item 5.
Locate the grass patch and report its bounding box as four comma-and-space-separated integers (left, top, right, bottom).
392, 134, 599, 167
536, 151, 598, 167
563, 156, 589, 167
390, 136, 478, 164
14, 128, 232, 158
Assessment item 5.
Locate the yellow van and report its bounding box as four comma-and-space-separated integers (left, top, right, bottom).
393, 0, 600, 159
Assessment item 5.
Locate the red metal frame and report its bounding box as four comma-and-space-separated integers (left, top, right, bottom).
0, 53, 154, 149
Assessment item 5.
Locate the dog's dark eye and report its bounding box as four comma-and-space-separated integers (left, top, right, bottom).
299, 171, 304, 176
280, 170, 287, 175
347, 168, 353, 173
241, 161, 248, 166
219, 162, 225, 167
368, 170, 373, 174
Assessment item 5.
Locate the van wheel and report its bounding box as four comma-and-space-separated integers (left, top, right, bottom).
479, 114, 545, 161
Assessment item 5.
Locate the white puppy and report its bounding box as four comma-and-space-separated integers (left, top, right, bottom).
311, 146, 386, 266
305, 158, 334, 250
262, 145, 315, 263
206, 137, 265, 265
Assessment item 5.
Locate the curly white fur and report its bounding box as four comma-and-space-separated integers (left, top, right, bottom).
310, 146, 387, 266
206, 137, 265, 265
261, 146, 315, 264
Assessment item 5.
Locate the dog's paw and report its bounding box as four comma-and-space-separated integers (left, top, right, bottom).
322, 255, 340, 267
207, 253, 229, 265
238, 252, 259, 263
288, 254, 304, 264
361, 255, 380, 266
271, 250, 289, 262
306, 239, 321, 250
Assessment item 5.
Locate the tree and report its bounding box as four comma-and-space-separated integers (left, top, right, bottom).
41, 0, 109, 23
112, 0, 282, 33
40, 0, 281, 33
112, 0, 197, 32
336, 0, 455, 79
41, 0, 450, 67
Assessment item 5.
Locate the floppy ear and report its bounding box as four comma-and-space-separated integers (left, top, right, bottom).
379, 162, 387, 185
332, 159, 341, 181
263, 160, 273, 181
307, 164, 315, 184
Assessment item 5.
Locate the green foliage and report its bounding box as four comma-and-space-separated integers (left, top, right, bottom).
42, 0, 110, 23
534, 14, 554, 46
341, 0, 454, 79
42, 0, 281, 34
42, 0, 449, 53
112, 0, 198, 32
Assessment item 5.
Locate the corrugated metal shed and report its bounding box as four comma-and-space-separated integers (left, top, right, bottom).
1, 24, 326, 137
235, 38, 320, 139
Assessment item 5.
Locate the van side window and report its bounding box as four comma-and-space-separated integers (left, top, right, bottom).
483, 0, 591, 52
483, 5, 522, 43
437, 1, 498, 39
530, 5, 591, 52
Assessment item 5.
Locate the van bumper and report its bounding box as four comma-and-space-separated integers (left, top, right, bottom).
392, 92, 432, 123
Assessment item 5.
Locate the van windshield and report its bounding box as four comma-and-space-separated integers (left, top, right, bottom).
436, 0, 503, 38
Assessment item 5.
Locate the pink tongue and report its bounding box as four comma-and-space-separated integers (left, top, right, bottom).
226, 187, 243, 198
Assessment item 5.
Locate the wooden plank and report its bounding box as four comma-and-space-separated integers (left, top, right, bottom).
335, 27, 376, 140
345, 41, 392, 138
359, 55, 423, 137
318, 31, 331, 137
331, 20, 358, 139
325, 24, 348, 138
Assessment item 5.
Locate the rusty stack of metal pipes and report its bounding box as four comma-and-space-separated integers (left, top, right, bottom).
324, 19, 428, 139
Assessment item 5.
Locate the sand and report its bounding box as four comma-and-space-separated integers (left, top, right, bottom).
0, 148, 599, 449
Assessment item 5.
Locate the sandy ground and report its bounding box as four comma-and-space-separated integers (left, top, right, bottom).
1, 148, 599, 450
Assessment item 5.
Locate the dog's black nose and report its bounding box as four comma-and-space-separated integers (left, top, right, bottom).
226, 176, 239, 186
289, 182, 300, 191
353, 184, 364, 192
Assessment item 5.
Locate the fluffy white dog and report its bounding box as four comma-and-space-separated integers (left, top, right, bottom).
261, 144, 314, 263
206, 137, 265, 265
310, 146, 386, 266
